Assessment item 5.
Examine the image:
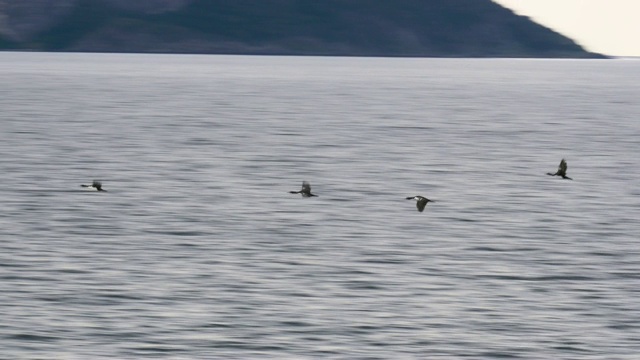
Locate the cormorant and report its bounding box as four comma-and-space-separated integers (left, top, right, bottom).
547, 159, 572, 180
81, 180, 106, 191
289, 181, 317, 197
406, 196, 433, 212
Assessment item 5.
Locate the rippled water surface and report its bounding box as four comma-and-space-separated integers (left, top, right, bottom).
1, 53, 639, 359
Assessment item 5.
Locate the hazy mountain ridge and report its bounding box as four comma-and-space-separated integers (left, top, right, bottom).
0, 0, 604, 58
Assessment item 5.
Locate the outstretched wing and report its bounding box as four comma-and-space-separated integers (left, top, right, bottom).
92, 180, 102, 188
416, 198, 427, 212
301, 181, 312, 193
559, 159, 567, 174
558, 159, 567, 172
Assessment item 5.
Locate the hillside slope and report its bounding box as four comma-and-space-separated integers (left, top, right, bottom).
0, 0, 604, 58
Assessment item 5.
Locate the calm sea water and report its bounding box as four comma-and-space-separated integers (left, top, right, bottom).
1, 52, 639, 359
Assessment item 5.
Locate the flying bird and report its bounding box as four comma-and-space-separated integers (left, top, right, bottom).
289, 181, 317, 197
547, 159, 572, 180
81, 180, 106, 191
406, 196, 433, 212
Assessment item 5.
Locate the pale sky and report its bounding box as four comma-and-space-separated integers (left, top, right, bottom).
493, 0, 640, 57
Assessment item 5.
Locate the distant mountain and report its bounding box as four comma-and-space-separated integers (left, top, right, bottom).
0, 0, 605, 58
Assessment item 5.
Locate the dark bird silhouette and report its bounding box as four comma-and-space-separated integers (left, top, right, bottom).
406, 196, 433, 212
81, 180, 106, 191
547, 159, 572, 180
289, 181, 317, 197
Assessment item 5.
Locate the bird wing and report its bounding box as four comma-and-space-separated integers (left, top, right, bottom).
301, 181, 311, 193
559, 159, 567, 173
416, 198, 427, 212
555, 159, 568, 176
93, 180, 102, 188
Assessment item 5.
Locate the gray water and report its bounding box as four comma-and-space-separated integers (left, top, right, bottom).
1, 52, 639, 359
